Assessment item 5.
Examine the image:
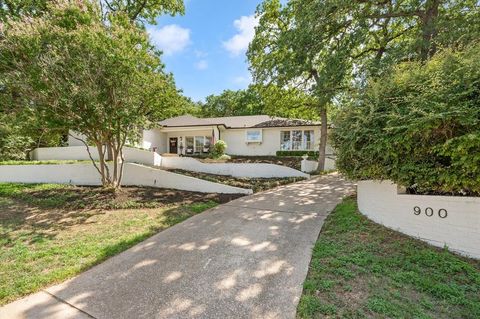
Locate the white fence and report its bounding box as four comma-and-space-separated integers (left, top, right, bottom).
358, 180, 480, 259
160, 156, 309, 178
30, 146, 161, 167
0, 163, 252, 195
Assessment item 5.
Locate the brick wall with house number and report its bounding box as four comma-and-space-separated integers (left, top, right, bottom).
357, 180, 480, 259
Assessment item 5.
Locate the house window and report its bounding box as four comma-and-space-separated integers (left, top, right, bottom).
291, 130, 302, 150
205, 136, 212, 148
185, 136, 194, 154
194, 136, 204, 151
280, 131, 291, 150
246, 129, 262, 142
303, 130, 314, 150
280, 130, 315, 150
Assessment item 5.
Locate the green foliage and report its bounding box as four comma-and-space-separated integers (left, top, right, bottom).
298, 198, 480, 318
333, 44, 480, 195
276, 150, 319, 157
210, 140, 227, 159
0, 1, 183, 187
200, 85, 318, 120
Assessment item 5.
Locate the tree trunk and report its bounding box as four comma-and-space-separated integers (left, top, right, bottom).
420, 0, 440, 60
316, 106, 328, 173
95, 142, 107, 186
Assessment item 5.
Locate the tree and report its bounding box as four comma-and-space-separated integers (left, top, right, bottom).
0, 0, 48, 22
332, 43, 480, 195
0, 0, 181, 188
248, 0, 479, 172
101, 0, 184, 24
200, 85, 318, 120
0, 0, 185, 23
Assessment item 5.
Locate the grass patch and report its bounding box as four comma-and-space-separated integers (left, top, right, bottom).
166, 169, 306, 193
297, 197, 480, 319
0, 183, 220, 305
0, 160, 91, 165
0, 183, 240, 210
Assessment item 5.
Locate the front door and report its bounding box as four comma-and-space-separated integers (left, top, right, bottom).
169, 137, 178, 154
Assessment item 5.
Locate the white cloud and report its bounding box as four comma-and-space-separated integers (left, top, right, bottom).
147, 24, 191, 56
223, 15, 259, 56
194, 50, 208, 58
233, 74, 252, 85
195, 60, 208, 70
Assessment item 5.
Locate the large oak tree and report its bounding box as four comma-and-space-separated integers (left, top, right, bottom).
248, 0, 479, 172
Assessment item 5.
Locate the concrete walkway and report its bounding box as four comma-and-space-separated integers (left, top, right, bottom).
0, 173, 355, 319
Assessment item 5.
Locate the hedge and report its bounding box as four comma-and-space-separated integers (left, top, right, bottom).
276, 150, 319, 157
332, 44, 480, 195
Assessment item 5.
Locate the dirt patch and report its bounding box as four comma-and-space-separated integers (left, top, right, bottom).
166, 169, 306, 193
227, 156, 303, 170
0, 185, 244, 212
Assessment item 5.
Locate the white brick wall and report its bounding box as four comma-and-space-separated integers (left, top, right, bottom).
358, 180, 480, 259
0, 163, 252, 194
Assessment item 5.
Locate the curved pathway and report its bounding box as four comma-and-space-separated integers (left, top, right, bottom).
0, 173, 355, 319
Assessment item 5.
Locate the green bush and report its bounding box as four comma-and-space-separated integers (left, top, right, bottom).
276, 150, 319, 157
332, 44, 480, 195
210, 140, 227, 159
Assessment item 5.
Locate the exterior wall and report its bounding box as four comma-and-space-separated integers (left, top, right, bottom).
67, 131, 88, 146
221, 126, 331, 156
0, 163, 252, 194
142, 128, 167, 153
301, 158, 336, 172
358, 180, 480, 259
30, 146, 161, 167
142, 125, 335, 156
160, 156, 309, 178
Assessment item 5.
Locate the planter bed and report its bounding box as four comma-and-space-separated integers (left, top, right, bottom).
165, 168, 306, 193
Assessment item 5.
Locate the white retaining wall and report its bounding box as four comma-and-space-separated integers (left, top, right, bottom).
160, 156, 309, 178
30, 146, 161, 167
300, 157, 336, 173
358, 180, 480, 259
0, 163, 252, 194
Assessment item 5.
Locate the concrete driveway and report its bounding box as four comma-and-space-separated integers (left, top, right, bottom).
0, 173, 355, 319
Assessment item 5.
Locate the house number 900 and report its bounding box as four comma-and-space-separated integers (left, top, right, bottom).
413, 206, 447, 218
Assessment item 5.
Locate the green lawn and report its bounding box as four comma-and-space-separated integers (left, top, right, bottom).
0, 183, 218, 305
297, 198, 480, 319
0, 160, 91, 165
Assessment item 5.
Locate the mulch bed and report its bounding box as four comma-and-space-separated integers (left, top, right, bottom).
166, 169, 306, 193
227, 156, 303, 171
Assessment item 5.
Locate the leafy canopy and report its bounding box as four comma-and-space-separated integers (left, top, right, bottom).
0, 0, 182, 186
332, 43, 480, 195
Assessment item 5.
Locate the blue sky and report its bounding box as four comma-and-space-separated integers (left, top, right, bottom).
147, 0, 262, 102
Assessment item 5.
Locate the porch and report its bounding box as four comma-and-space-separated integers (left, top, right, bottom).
142, 126, 221, 156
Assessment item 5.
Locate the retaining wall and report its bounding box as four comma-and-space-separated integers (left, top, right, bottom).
160, 156, 309, 178
30, 146, 161, 167
357, 180, 480, 259
300, 157, 336, 173
0, 163, 252, 195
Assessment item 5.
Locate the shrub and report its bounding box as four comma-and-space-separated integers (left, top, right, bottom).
276, 150, 319, 157
210, 140, 227, 159
332, 44, 480, 195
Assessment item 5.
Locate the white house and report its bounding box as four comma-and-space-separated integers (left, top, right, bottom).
140, 114, 333, 156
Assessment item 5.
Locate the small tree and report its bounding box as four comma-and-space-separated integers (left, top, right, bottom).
210, 140, 227, 159
0, 1, 180, 188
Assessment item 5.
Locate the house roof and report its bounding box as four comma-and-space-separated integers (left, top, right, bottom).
159, 115, 320, 129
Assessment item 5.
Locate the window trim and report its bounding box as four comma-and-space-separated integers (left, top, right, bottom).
245, 129, 263, 143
